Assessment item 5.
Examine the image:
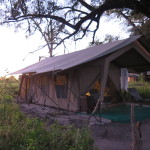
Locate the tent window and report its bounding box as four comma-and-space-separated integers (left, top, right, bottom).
55, 75, 67, 98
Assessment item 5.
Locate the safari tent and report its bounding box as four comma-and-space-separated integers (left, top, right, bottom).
13, 35, 150, 112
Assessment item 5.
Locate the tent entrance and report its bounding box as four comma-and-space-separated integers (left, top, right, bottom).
86, 80, 100, 113
81, 76, 122, 113
79, 79, 100, 113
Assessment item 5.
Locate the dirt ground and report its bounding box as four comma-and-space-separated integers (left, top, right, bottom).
20, 103, 150, 150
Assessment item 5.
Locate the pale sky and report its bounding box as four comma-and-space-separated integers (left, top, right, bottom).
0, 16, 129, 76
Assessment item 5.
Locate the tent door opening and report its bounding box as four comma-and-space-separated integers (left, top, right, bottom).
86, 80, 100, 113
81, 75, 121, 113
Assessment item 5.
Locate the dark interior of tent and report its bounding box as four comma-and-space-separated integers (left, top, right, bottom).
113, 48, 150, 72
80, 76, 121, 113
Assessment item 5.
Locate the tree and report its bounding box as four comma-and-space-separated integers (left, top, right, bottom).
105, 8, 150, 51
89, 34, 119, 47
30, 18, 65, 57
9, 0, 67, 57
130, 18, 150, 51
0, 0, 150, 48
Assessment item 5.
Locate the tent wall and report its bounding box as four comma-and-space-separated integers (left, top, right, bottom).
18, 72, 80, 111
78, 65, 102, 95
108, 63, 121, 90
18, 75, 31, 102
67, 70, 80, 111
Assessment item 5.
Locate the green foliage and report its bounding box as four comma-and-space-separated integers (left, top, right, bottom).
0, 103, 95, 150
0, 76, 96, 150
0, 76, 19, 102
129, 80, 150, 98
120, 90, 131, 102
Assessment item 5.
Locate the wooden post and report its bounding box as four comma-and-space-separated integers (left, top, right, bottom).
131, 104, 142, 150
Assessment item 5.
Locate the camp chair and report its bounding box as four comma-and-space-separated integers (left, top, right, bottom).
127, 88, 143, 102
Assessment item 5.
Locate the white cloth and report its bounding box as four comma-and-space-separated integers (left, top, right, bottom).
120, 68, 128, 91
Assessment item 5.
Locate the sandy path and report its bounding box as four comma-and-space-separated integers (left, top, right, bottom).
91, 120, 150, 150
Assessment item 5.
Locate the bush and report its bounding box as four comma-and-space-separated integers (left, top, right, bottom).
129, 80, 150, 98
0, 103, 95, 150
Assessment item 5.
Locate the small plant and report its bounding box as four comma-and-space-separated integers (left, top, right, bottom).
120, 90, 131, 102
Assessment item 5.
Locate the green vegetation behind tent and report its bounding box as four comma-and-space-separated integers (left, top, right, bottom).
129, 80, 150, 99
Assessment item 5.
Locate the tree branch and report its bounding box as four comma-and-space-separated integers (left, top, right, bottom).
78, 0, 94, 11
10, 14, 76, 30
119, 9, 143, 35
2, 0, 150, 51
54, 30, 78, 49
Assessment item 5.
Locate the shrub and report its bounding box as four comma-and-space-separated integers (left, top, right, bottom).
0, 103, 95, 150
129, 80, 150, 98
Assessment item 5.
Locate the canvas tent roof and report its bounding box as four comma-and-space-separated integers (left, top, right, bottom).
12, 35, 150, 75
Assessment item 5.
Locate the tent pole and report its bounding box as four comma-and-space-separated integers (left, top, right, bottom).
92, 45, 132, 114
92, 59, 110, 114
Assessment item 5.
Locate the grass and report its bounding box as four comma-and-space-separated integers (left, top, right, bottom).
0, 76, 19, 102
0, 77, 96, 150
